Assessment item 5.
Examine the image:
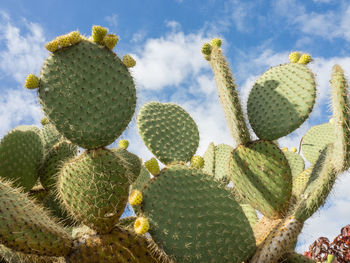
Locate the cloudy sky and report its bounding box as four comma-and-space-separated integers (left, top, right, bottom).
1, 0, 350, 254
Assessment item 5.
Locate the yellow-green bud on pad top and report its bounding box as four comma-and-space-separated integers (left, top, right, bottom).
201, 43, 212, 55
122, 54, 136, 68
144, 158, 160, 176
210, 38, 222, 48
24, 74, 39, 89
191, 155, 204, 169
118, 139, 129, 149
288, 52, 301, 63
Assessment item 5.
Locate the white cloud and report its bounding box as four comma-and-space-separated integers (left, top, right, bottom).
0, 12, 47, 83
105, 14, 118, 28
312, 0, 332, 3
132, 29, 210, 90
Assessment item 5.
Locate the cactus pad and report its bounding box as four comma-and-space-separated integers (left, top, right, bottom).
247, 63, 316, 140
141, 164, 256, 263
215, 143, 233, 183
202, 142, 215, 176
58, 148, 130, 233
137, 102, 199, 164
0, 125, 43, 191
39, 40, 136, 149
229, 140, 292, 218
283, 150, 305, 178
302, 122, 335, 164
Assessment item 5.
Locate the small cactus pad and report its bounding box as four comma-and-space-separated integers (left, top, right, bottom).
283, 150, 305, 178
202, 142, 215, 176
24, 74, 39, 89
137, 102, 199, 165
215, 143, 234, 183
0, 179, 72, 256
141, 164, 256, 263
0, 125, 43, 191
38, 40, 136, 149
58, 148, 130, 233
301, 122, 335, 164
39, 140, 78, 191
292, 167, 313, 202
247, 63, 316, 140
330, 65, 350, 171
229, 140, 292, 218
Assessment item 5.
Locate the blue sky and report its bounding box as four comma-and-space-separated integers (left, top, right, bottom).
1, 0, 350, 254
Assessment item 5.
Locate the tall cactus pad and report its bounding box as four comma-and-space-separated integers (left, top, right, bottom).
248, 63, 316, 140
39, 40, 136, 149
39, 141, 78, 191
229, 140, 292, 218
141, 164, 256, 263
302, 123, 334, 164
330, 65, 350, 171
202, 142, 215, 175
0, 179, 72, 257
215, 143, 234, 183
58, 148, 130, 233
209, 46, 251, 145
294, 145, 336, 222
283, 150, 305, 178
292, 167, 313, 202
0, 125, 43, 191
137, 102, 199, 164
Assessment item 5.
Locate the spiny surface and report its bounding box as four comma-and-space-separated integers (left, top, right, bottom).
137, 102, 199, 165
248, 63, 316, 140
141, 164, 256, 263
0, 125, 43, 191
58, 148, 130, 233
229, 140, 292, 218
283, 150, 305, 178
39, 40, 136, 149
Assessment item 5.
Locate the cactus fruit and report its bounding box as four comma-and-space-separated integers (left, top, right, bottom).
122, 54, 136, 68
2, 26, 350, 263
24, 73, 39, 89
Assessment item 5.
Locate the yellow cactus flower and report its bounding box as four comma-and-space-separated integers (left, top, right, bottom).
118, 139, 129, 150
282, 147, 288, 152
45, 40, 59, 52
290, 147, 297, 153
298, 53, 312, 65
288, 52, 301, 63
191, 155, 205, 169
129, 190, 143, 206
24, 74, 39, 89
201, 43, 212, 55
68, 31, 82, 45
122, 54, 136, 68
103, 34, 119, 50
92, 25, 108, 44
144, 158, 160, 176
210, 38, 222, 48
134, 217, 149, 234
56, 35, 71, 48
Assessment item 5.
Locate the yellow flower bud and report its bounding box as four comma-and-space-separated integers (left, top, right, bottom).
118, 139, 129, 150
191, 156, 205, 169
134, 217, 149, 234
122, 54, 136, 68
24, 74, 39, 89
144, 158, 160, 176
129, 190, 143, 206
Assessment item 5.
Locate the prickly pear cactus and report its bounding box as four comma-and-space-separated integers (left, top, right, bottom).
0, 26, 349, 263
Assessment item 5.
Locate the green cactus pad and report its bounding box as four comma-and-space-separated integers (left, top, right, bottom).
292, 167, 313, 202
39, 141, 78, 191
302, 123, 335, 164
0, 179, 72, 257
137, 102, 199, 165
283, 150, 305, 178
58, 148, 130, 233
229, 140, 292, 218
215, 144, 233, 183
40, 124, 64, 157
294, 144, 336, 222
111, 148, 141, 184
130, 165, 151, 192
240, 203, 259, 229
39, 40, 136, 149
141, 164, 256, 263
330, 65, 350, 171
248, 63, 316, 140
202, 142, 215, 175
0, 125, 43, 191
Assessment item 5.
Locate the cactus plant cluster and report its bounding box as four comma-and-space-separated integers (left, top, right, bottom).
0, 25, 349, 263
